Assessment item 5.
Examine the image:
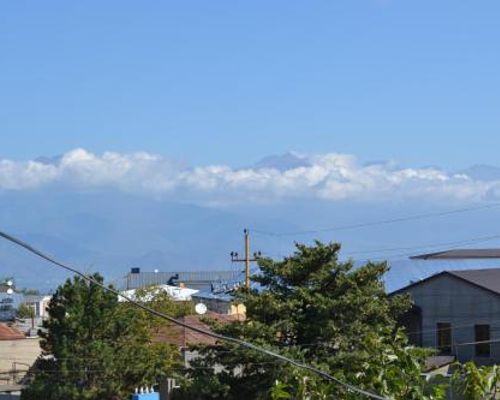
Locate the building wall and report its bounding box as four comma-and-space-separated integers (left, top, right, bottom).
404, 274, 500, 364
0, 294, 23, 322
192, 297, 246, 316
200, 298, 232, 314
0, 339, 41, 373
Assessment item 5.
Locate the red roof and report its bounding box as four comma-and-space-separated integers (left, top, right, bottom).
153, 312, 244, 347
0, 324, 24, 340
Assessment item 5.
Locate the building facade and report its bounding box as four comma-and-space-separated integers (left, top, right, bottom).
394, 268, 500, 365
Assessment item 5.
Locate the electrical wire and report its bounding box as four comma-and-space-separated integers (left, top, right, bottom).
342, 234, 500, 258
0, 229, 389, 400
252, 202, 500, 237
260, 232, 500, 263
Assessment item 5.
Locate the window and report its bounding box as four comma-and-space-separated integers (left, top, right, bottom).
437, 323, 452, 355
475, 325, 490, 357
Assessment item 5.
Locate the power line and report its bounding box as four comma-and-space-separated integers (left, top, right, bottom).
342, 234, 500, 258
253, 202, 500, 237
0, 229, 388, 400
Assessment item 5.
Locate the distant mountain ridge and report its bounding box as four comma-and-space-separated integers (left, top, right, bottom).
3, 153, 500, 292
459, 164, 500, 181
252, 152, 311, 171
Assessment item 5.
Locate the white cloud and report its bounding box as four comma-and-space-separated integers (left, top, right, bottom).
0, 148, 498, 204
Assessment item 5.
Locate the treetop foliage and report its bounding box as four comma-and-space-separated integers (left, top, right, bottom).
22, 274, 181, 400
176, 241, 441, 400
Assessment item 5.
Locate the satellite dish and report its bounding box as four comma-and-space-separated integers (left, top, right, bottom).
195, 303, 207, 315
6, 288, 13, 295
6, 280, 13, 287
154, 269, 159, 273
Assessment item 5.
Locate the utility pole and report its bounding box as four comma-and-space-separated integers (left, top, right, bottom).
230, 229, 261, 289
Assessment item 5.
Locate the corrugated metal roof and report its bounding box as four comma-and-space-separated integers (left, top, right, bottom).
124, 270, 241, 290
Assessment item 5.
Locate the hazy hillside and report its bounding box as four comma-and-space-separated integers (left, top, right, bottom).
3, 157, 500, 291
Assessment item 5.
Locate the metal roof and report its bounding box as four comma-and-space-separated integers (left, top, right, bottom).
122, 258, 500, 301
448, 268, 500, 295
410, 249, 500, 260
124, 270, 241, 290
188, 260, 500, 300
389, 267, 500, 297
381, 258, 500, 293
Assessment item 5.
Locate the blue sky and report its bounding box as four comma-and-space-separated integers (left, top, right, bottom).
1, 1, 499, 169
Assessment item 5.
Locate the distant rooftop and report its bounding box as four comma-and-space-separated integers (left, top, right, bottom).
410, 249, 500, 260
0, 324, 24, 340
152, 312, 242, 347
124, 269, 241, 291
447, 268, 500, 296
392, 268, 500, 297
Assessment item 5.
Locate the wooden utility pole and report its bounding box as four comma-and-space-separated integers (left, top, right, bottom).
230, 229, 261, 289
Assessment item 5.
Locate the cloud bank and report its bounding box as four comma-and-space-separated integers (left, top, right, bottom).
0, 148, 498, 204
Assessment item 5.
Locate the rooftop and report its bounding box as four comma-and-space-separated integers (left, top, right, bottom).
152, 312, 243, 347
0, 324, 24, 340
124, 270, 241, 291
392, 267, 500, 296
447, 268, 500, 296
410, 249, 500, 260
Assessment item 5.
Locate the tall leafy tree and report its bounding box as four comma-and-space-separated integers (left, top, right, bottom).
22, 274, 179, 400
177, 242, 441, 399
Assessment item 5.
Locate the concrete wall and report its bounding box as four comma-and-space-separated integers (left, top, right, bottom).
0, 339, 41, 373
404, 274, 500, 364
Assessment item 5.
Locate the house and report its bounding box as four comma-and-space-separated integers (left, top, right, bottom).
377, 248, 500, 293
0, 324, 41, 389
393, 268, 500, 365
21, 295, 51, 319
153, 312, 242, 348
123, 268, 248, 315
152, 312, 243, 368
0, 293, 23, 322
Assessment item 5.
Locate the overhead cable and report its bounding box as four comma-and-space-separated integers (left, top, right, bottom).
0, 229, 388, 400
253, 202, 500, 237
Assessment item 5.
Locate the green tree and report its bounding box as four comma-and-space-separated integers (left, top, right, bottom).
176, 241, 442, 400
22, 274, 180, 400
450, 362, 500, 399
17, 303, 35, 319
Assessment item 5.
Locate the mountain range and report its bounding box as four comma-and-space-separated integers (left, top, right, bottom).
2, 153, 500, 291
